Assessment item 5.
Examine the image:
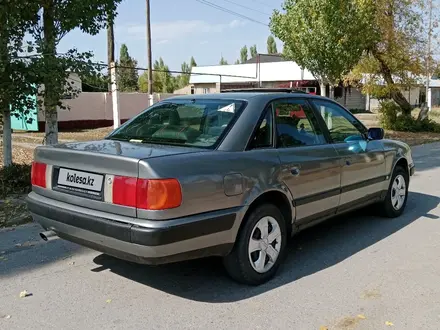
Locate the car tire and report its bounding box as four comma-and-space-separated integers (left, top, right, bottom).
223, 203, 288, 286
378, 165, 409, 218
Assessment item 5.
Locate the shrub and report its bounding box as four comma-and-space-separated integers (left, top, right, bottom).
0, 163, 32, 198
379, 100, 440, 133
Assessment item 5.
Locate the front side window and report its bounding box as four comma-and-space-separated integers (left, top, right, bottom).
311, 100, 366, 143
273, 99, 326, 148
107, 99, 246, 149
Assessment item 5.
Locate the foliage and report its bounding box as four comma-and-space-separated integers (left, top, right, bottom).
240, 46, 248, 63
234, 59, 240, 64
270, 0, 426, 115
190, 56, 197, 67
117, 44, 138, 92
219, 57, 228, 65
0, 0, 39, 166
29, 0, 122, 145
81, 72, 109, 92
0, 164, 32, 198
250, 44, 258, 58
178, 61, 191, 87
379, 100, 440, 133
267, 35, 278, 54
139, 57, 175, 93
270, 0, 375, 84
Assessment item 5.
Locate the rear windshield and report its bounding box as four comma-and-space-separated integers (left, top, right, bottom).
107, 99, 247, 149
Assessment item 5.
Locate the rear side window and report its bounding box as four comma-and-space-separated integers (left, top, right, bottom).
107, 99, 246, 149
249, 105, 274, 149
273, 99, 326, 148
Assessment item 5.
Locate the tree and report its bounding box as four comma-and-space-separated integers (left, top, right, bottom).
0, 1, 39, 166
270, 0, 425, 114
190, 56, 197, 68
267, 35, 278, 54
81, 73, 108, 92
178, 61, 191, 88
139, 57, 175, 93
219, 57, 228, 65
153, 57, 174, 93
117, 44, 138, 92
234, 59, 240, 64
31, 0, 122, 145
240, 46, 248, 63
250, 44, 258, 58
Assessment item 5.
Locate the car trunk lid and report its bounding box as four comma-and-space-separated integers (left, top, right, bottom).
33, 140, 204, 217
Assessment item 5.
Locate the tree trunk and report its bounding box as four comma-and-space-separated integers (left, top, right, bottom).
320, 82, 326, 96
373, 50, 412, 115
44, 108, 58, 145
42, 0, 59, 145
2, 110, 12, 167
343, 87, 347, 106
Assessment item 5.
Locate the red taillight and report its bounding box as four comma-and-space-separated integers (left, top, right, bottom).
112, 176, 182, 210
112, 176, 137, 207
31, 162, 47, 188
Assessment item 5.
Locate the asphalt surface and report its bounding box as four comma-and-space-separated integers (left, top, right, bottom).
1, 143, 440, 330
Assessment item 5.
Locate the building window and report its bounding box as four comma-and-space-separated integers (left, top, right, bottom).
203, 88, 209, 94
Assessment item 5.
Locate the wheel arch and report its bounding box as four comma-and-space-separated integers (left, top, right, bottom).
235, 189, 295, 243
391, 156, 409, 177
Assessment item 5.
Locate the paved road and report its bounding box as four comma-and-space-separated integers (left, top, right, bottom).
1, 143, 440, 330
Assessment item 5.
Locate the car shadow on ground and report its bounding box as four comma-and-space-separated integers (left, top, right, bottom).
0, 223, 86, 278
92, 191, 440, 303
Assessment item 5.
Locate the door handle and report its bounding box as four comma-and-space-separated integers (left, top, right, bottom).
290, 167, 300, 176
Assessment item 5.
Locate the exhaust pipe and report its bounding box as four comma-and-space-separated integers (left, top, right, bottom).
40, 230, 58, 242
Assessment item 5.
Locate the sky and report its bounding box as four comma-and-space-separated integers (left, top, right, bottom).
56, 0, 284, 72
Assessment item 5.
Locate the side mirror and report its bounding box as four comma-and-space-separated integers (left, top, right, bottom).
368, 127, 384, 140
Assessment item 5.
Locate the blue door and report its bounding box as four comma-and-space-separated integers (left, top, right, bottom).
11, 93, 39, 131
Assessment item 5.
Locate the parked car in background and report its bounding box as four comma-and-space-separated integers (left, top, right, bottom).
27, 88, 415, 285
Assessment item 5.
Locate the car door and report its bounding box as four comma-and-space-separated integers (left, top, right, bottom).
310, 99, 386, 212
272, 98, 342, 226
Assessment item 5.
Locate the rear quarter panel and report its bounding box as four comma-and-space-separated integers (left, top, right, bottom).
138, 149, 289, 220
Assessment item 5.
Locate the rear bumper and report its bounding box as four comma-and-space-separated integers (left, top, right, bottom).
26, 192, 240, 265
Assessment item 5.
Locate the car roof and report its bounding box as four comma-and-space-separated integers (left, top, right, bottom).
163, 92, 329, 102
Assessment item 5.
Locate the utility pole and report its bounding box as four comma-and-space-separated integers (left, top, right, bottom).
107, 17, 115, 92
426, 0, 433, 111
146, 0, 153, 106
110, 62, 120, 128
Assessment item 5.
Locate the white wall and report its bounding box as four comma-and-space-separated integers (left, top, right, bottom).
37, 92, 181, 122
190, 61, 315, 84
335, 88, 366, 109
368, 87, 421, 111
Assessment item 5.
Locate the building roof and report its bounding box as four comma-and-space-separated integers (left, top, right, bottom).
245, 54, 286, 64
189, 61, 316, 84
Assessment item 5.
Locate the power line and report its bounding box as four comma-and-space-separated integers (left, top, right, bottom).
194, 0, 268, 26
219, 0, 271, 16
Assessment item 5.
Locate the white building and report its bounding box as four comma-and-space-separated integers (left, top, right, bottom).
188, 55, 366, 109
186, 55, 438, 111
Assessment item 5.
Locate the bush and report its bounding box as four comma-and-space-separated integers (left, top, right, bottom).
379, 100, 440, 133
0, 163, 32, 198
